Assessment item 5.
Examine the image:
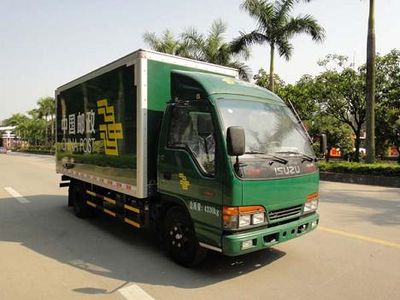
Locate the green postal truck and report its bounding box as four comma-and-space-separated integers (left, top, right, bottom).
56, 49, 320, 266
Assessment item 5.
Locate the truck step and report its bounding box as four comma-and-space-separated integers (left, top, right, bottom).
85, 190, 143, 228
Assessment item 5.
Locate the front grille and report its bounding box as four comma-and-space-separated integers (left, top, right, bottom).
268, 205, 302, 222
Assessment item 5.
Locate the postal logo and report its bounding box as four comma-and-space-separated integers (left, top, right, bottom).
178, 173, 190, 190
97, 99, 124, 156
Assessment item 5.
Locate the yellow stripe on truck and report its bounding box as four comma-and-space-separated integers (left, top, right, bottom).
104, 197, 116, 205
124, 204, 140, 214
86, 190, 96, 197
124, 218, 141, 228
86, 201, 96, 208
104, 209, 116, 217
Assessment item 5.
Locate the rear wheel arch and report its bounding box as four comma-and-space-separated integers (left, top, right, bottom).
69, 179, 94, 218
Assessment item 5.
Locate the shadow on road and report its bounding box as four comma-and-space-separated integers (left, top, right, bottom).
0, 194, 286, 293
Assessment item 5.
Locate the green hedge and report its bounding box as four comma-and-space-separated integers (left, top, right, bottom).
318, 161, 400, 177
15, 147, 55, 155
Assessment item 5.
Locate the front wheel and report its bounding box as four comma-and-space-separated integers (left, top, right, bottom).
164, 206, 207, 267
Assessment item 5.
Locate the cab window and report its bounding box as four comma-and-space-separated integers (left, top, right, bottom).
168, 107, 216, 176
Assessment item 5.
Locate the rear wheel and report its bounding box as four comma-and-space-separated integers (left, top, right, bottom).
164, 206, 207, 267
69, 180, 94, 218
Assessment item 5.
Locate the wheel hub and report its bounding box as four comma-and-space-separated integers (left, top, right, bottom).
170, 224, 186, 248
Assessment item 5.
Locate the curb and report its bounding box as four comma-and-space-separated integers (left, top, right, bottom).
320, 172, 400, 188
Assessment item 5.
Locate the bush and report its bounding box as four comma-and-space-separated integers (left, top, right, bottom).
318, 161, 400, 177
15, 145, 55, 155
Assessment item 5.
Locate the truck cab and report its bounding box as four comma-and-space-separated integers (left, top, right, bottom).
157, 70, 319, 265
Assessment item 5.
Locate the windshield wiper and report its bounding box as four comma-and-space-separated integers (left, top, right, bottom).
274, 151, 317, 163
245, 151, 265, 154
245, 151, 288, 164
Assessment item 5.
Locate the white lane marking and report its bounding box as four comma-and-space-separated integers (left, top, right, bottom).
4, 187, 30, 204
119, 284, 154, 300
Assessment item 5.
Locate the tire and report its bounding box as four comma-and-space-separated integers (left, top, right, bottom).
164, 206, 207, 267
69, 181, 94, 218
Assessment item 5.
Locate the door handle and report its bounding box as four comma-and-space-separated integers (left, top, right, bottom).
163, 172, 172, 180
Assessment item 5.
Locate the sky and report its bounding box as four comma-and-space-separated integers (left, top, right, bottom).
1, 0, 399, 121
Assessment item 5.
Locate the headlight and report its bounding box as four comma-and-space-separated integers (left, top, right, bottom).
223, 206, 266, 229
303, 192, 319, 214
303, 199, 318, 213
252, 213, 265, 225
239, 214, 251, 227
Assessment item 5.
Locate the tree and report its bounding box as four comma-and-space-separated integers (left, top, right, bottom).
395, 119, 400, 164
3, 113, 29, 141
372, 49, 400, 160
376, 107, 400, 161
314, 55, 366, 162
3, 113, 29, 127
143, 30, 190, 56
309, 115, 354, 161
36, 97, 56, 144
253, 68, 286, 93
232, 0, 325, 92
365, 0, 376, 163
5, 112, 46, 147
181, 19, 251, 80
143, 21, 251, 80
17, 118, 47, 146
276, 74, 318, 121
3, 98, 54, 148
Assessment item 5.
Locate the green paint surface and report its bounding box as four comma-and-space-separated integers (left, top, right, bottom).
171, 70, 283, 103
242, 172, 319, 210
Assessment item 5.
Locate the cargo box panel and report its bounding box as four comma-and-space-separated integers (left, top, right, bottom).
56, 64, 137, 192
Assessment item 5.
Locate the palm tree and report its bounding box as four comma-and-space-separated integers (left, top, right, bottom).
232, 0, 325, 92
36, 97, 56, 144
365, 0, 376, 163
181, 19, 251, 80
4, 113, 29, 127
143, 20, 251, 80
143, 30, 190, 57
3, 113, 29, 141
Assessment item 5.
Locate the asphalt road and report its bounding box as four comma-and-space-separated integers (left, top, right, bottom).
0, 153, 399, 300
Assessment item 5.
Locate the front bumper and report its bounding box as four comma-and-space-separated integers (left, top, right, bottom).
222, 213, 319, 256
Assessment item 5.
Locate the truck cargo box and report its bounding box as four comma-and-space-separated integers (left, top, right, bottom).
56, 50, 238, 198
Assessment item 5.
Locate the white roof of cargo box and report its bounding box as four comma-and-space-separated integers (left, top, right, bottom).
56, 49, 239, 94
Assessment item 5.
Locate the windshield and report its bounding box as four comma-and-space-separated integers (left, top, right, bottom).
217, 99, 314, 157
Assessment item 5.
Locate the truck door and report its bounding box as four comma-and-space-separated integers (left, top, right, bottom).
158, 103, 222, 244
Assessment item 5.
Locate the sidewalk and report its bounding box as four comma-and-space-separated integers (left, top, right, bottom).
320, 171, 400, 188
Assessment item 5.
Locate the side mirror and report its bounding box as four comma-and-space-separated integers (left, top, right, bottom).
227, 126, 245, 156
320, 134, 327, 154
